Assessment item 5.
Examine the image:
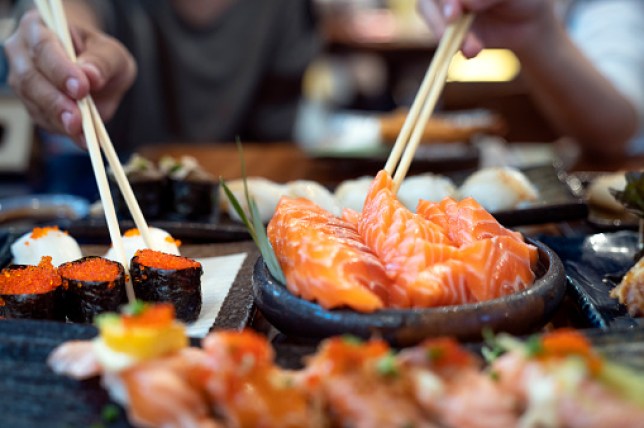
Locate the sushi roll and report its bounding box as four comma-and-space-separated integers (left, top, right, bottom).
104, 227, 181, 269
110, 153, 166, 220
130, 249, 202, 323
11, 226, 82, 267
160, 155, 218, 221
58, 256, 127, 323
0, 256, 65, 320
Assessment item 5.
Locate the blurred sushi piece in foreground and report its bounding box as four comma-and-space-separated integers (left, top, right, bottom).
130, 249, 202, 323
58, 256, 127, 323
109, 154, 166, 220
160, 155, 218, 221
11, 226, 82, 267
104, 227, 181, 269
0, 256, 65, 320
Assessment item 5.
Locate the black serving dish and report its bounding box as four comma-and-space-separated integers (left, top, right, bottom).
252, 238, 566, 346
540, 230, 644, 329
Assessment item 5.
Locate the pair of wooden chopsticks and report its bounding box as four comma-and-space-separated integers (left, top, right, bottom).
35, 0, 153, 303
385, 14, 474, 193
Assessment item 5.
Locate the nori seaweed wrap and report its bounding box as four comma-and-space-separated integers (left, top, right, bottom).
130, 249, 202, 322
58, 256, 126, 323
0, 256, 65, 321
169, 178, 218, 221
160, 155, 218, 221
110, 154, 167, 220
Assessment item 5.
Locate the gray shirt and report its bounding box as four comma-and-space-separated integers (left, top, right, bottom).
88, 0, 320, 152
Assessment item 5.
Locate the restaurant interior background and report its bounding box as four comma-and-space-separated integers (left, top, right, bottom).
0, 0, 589, 200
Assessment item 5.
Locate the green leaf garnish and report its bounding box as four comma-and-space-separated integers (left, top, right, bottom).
426, 346, 444, 362
340, 334, 363, 346
220, 139, 286, 284
94, 313, 120, 329
121, 300, 146, 317
375, 353, 399, 378
524, 335, 544, 357
611, 171, 644, 217
101, 404, 120, 423
481, 328, 504, 363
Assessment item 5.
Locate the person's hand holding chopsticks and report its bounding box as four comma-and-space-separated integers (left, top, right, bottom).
417, 0, 642, 160
4, 5, 136, 143
417, 0, 556, 58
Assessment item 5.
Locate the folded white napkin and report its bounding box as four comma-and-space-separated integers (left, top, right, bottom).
186, 252, 248, 338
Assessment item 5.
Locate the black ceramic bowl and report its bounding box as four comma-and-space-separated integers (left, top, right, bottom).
252, 238, 566, 346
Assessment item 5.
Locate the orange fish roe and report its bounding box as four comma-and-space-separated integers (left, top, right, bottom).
421, 337, 476, 369
0, 256, 61, 294
59, 257, 120, 282
165, 236, 182, 247
134, 249, 200, 270
538, 329, 603, 376
123, 228, 181, 247
122, 303, 175, 329
123, 228, 140, 237
30, 226, 66, 240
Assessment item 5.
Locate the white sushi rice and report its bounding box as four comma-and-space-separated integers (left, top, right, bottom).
457, 167, 539, 212
104, 227, 180, 269
398, 173, 458, 211
11, 227, 83, 266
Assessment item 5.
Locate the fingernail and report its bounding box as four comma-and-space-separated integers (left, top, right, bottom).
61, 111, 73, 133
443, 3, 453, 18
65, 78, 80, 97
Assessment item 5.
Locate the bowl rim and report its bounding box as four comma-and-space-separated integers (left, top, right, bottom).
252, 237, 567, 343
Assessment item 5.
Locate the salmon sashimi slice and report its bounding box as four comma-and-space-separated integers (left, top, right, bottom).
417, 197, 518, 245
458, 235, 536, 301
268, 197, 391, 312
418, 197, 539, 267
399, 338, 519, 428
358, 170, 455, 307
407, 259, 473, 307
341, 207, 361, 228
202, 330, 322, 428
302, 337, 438, 428
115, 348, 219, 428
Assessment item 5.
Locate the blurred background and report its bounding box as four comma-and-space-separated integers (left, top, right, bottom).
0, 0, 568, 199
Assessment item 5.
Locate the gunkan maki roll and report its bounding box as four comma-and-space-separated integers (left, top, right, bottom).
58, 256, 126, 323
0, 256, 65, 320
130, 249, 202, 322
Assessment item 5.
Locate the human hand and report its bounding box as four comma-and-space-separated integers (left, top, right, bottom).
417, 0, 557, 57
4, 8, 136, 142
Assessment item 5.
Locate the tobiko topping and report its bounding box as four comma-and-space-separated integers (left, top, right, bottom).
134, 249, 200, 270
59, 258, 120, 282
0, 256, 61, 294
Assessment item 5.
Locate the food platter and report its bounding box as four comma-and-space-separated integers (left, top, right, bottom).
0, 237, 260, 335
252, 238, 567, 346
539, 230, 644, 329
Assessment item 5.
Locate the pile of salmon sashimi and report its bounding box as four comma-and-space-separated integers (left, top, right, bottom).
267, 170, 539, 313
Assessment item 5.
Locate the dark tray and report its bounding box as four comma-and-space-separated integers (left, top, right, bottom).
539, 230, 644, 329
457, 164, 589, 228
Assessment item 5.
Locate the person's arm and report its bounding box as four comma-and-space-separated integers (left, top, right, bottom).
418, 0, 639, 160
4, 0, 136, 141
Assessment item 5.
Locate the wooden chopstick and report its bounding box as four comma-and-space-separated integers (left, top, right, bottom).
40, 1, 153, 249
385, 14, 474, 193
36, 0, 150, 303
